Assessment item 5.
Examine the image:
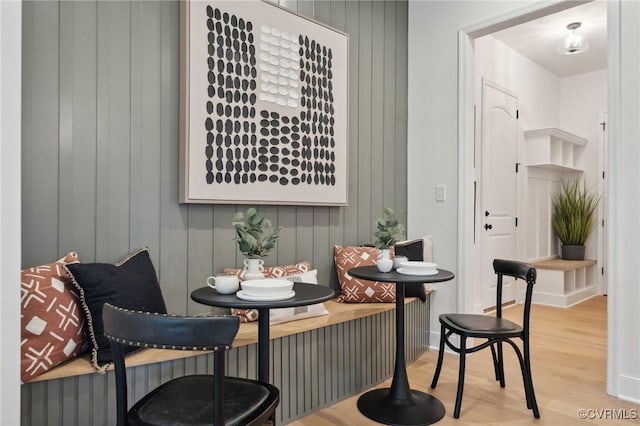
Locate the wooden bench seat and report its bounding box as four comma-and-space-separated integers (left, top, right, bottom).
531, 258, 597, 307
29, 296, 425, 383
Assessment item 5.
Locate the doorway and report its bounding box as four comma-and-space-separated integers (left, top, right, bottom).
464, 1, 607, 312
457, 0, 619, 398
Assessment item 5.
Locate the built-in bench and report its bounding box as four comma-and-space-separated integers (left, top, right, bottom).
532, 258, 597, 307
22, 296, 431, 425
30, 297, 420, 382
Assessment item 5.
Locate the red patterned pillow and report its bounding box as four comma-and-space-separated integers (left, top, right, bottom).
224, 261, 311, 322
224, 260, 311, 281
334, 245, 396, 303
20, 252, 88, 382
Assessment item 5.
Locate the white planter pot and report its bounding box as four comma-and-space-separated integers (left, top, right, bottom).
376, 249, 393, 273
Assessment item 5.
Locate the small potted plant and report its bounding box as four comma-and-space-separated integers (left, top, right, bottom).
373, 207, 406, 272
232, 208, 280, 279
551, 179, 599, 260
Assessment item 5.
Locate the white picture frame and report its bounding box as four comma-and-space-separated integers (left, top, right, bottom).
180, 0, 349, 205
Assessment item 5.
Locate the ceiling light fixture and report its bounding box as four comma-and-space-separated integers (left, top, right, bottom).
558, 22, 589, 55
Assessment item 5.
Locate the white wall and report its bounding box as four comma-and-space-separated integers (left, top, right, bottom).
408, 0, 640, 402
560, 69, 607, 260
607, 0, 640, 404
0, 0, 22, 424
475, 35, 561, 130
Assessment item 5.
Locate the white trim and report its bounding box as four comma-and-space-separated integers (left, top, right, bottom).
0, 0, 22, 423
606, 0, 620, 399
618, 376, 640, 405
457, 30, 477, 315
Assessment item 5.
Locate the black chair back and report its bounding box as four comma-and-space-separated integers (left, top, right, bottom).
493, 258, 536, 327
103, 304, 242, 426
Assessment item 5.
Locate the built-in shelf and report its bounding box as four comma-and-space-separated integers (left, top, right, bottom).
524, 127, 587, 172
531, 258, 597, 307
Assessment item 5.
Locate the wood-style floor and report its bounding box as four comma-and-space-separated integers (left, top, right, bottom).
289, 296, 640, 425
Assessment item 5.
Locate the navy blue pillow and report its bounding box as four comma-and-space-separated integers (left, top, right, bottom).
65, 248, 167, 371
394, 240, 427, 302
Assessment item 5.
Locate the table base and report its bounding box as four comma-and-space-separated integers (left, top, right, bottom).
357, 388, 445, 426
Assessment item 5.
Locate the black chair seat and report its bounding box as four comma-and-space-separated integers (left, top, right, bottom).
129, 375, 277, 426
441, 313, 522, 336
102, 305, 280, 425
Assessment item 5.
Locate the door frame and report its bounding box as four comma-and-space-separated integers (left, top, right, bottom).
457, 0, 619, 398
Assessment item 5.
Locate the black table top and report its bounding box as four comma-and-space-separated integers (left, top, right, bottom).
191, 282, 335, 309
348, 265, 455, 284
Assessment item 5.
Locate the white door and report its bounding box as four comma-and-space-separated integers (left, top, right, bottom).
481, 79, 518, 310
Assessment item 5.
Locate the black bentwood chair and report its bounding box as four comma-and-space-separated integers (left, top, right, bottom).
103, 304, 279, 426
430, 259, 540, 419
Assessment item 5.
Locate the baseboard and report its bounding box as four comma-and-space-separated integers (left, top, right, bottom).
618, 374, 640, 404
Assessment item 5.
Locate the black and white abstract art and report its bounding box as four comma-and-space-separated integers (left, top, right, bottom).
180, 0, 348, 205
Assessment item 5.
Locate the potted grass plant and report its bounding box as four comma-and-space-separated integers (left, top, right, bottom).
551, 179, 599, 260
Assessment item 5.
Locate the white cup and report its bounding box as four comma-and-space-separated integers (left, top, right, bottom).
207, 274, 239, 294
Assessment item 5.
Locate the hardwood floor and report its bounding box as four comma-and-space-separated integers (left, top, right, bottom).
289, 296, 640, 425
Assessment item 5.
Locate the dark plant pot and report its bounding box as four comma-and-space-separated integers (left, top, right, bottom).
561, 245, 585, 260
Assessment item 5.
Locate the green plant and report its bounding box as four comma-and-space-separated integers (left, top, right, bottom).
373, 207, 406, 250
551, 179, 599, 246
232, 208, 280, 259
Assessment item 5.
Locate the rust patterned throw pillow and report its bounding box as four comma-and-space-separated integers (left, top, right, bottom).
20, 252, 88, 383
334, 245, 396, 303
224, 261, 311, 322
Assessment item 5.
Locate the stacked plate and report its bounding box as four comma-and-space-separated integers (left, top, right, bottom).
396, 261, 439, 276
236, 278, 296, 301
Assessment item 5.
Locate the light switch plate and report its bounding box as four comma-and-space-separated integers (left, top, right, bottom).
436, 184, 446, 202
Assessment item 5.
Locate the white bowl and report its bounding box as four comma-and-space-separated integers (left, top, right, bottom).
240, 278, 294, 296
399, 261, 437, 272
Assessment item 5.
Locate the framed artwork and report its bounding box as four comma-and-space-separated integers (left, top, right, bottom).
180, 0, 349, 205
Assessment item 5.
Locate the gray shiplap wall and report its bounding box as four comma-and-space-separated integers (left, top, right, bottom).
21, 0, 409, 315
21, 0, 411, 423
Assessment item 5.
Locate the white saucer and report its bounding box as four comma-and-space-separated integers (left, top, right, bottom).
396, 268, 438, 276
236, 290, 296, 302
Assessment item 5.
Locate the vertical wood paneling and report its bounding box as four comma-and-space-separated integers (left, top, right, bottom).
95, 1, 131, 262
130, 1, 162, 261
344, 0, 360, 245
158, 0, 188, 315
21, 0, 413, 423
312, 208, 330, 284
394, 0, 409, 225
58, 1, 98, 261
276, 206, 297, 264
371, 0, 385, 222
21, 0, 60, 267
212, 204, 238, 273
357, 0, 373, 243
383, 1, 397, 209
187, 207, 214, 313
295, 208, 314, 263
